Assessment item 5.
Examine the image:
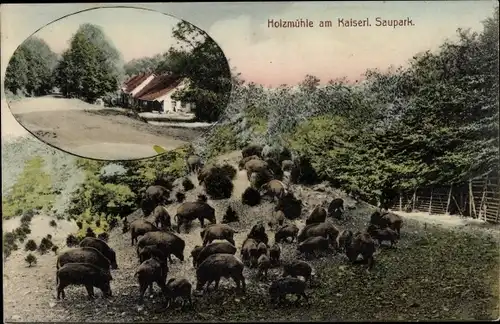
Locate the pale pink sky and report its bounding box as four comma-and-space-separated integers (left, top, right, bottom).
1, 2, 497, 89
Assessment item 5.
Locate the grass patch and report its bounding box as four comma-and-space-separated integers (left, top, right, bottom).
2, 156, 55, 219
156, 224, 499, 322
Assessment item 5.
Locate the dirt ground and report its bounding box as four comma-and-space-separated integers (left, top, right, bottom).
2, 151, 499, 322
7, 96, 206, 160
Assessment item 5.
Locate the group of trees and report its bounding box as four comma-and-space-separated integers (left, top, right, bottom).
203, 7, 499, 203
4, 37, 58, 97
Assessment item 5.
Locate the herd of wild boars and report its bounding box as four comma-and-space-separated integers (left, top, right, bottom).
54, 143, 404, 308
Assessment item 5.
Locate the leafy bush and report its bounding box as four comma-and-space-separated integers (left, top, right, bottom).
85, 227, 96, 238
95, 219, 101, 228
49, 220, 57, 227
219, 164, 237, 180
25, 253, 37, 267
25, 239, 37, 252
176, 191, 186, 203
20, 224, 31, 235
242, 187, 261, 206
97, 232, 109, 242
203, 167, 234, 200
38, 237, 53, 254
66, 234, 80, 247
51, 245, 59, 255
76, 221, 83, 229
182, 178, 195, 191
46, 234, 52, 240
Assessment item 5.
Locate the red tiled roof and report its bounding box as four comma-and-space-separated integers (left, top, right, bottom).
134, 73, 184, 101
123, 73, 154, 93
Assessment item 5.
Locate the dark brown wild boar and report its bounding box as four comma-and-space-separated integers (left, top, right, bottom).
269, 243, 281, 266
305, 205, 327, 225
129, 219, 160, 246
257, 254, 271, 280
175, 201, 216, 234
260, 179, 287, 201
336, 229, 354, 253
297, 221, 340, 248
165, 278, 193, 308
274, 224, 300, 243
134, 257, 169, 304
57, 247, 111, 272
242, 144, 263, 158
241, 237, 259, 268
297, 236, 331, 258
136, 231, 185, 263
56, 263, 112, 300
201, 224, 236, 246
366, 224, 398, 247
79, 237, 118, 269
192, 241, 237, 268
195, 254, 246, 292
153, 205, 172, 230
269, 277, 308, 305
346, 232, 376, 272
282, 260, 313, 283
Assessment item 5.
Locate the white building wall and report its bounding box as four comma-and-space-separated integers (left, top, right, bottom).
155, 80, 195, 114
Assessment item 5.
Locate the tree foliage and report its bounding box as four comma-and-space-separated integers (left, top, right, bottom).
202, 7, 499, 203
54, 24, 124, 102
124, 54, 164, 76
157, 21, 232, 122
5, 37, 57, 96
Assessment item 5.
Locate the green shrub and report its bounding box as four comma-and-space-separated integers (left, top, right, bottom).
51, 245, 59, 255
2, 157, 55, 219
25, 253, 37, 267
242, 187, 261, 206
49, 220, 57, 227
38, 237, 52, 254
97, 232, 109, 242
182, 178, 195, 191
25, 239, 37, 251
66, 234, 80, 247
95, 219, 101, 228
76, 221, 83, 229
203, 167, 234, 200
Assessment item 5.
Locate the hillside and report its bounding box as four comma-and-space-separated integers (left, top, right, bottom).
2, 149, 499, 322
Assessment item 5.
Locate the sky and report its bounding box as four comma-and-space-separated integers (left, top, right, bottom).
1, 2, 497, 87
1, 2, 497, 139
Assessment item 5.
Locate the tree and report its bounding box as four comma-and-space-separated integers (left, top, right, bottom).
25, 253, 37, 267
54, 23, 123, 102
157, 21, 232, 122
49, 220, 57, 227
4, 47, 29, 95
25, 239, 37, 252
124, 54, 164, 76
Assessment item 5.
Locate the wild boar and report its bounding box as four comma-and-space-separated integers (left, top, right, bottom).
56, 263, 112, 300
79, 237, 118, 269
195, 254, 246, 292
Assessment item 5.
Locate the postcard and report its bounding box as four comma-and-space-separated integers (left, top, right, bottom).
1, 2, 499, 323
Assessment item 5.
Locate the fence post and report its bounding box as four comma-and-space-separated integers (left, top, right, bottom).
479, 174, 489, 221
469, 180, 476, 218
412, 188, 417, 212
446, 184, 453, 215
428, 188, 433, 215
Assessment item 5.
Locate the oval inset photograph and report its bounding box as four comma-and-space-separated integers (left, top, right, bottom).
4, 7, 232, 161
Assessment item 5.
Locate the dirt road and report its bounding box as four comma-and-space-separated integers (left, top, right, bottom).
7, 96, 206, 160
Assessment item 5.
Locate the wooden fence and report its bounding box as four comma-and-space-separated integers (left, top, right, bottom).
388, 170, 500, 223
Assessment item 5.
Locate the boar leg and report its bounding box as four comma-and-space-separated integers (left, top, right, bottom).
85, 284, 95, 300
138, 283, 148, 304
57, 284, 66, 300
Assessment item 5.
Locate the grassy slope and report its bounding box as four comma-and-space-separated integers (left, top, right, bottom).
2, 150, 498, 322
159, 217, 500, 322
